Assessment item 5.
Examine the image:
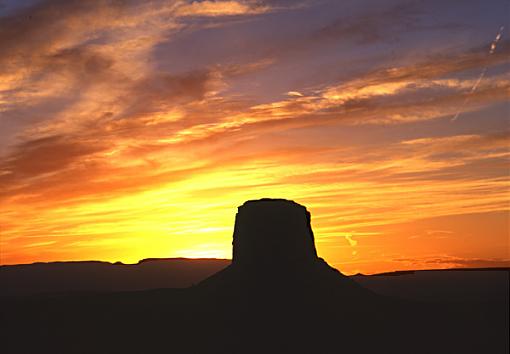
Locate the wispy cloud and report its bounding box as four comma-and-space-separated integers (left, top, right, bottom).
393, 256, 510, 269
175, 0, 270, 17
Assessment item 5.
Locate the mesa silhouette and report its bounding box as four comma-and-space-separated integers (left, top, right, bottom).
1, 199, 508, 354
199, 199, 370, 297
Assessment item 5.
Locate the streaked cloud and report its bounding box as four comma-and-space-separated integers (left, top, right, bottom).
175, 0, 270, 17
393, 256, 510, 269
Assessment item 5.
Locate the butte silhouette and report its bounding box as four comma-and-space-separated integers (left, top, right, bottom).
199, 198, 370, 299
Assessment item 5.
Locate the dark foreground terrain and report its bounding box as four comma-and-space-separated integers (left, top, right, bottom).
1, 270, 508, 354
1, 199, 508, 354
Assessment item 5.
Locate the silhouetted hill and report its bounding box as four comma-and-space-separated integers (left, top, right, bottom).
1, 258, 507, 301
0, 258, 229, 296
353, 268, 509, 302
1, 199, 508, 354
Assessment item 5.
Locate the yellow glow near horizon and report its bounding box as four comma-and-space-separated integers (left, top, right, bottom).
2, 154, 509, 274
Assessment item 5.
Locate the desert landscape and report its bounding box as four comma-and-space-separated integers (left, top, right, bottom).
2, 200, 508, 353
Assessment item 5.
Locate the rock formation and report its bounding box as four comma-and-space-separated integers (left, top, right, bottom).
199, 198, 368, 297
232, 198, 317, 268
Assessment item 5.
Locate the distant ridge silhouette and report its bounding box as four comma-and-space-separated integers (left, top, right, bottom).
1, 258, 507, 297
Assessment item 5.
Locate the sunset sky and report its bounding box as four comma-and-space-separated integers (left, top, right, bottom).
1, 0, 509, 274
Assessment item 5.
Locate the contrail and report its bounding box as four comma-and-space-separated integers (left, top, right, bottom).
452, 25, 505, 121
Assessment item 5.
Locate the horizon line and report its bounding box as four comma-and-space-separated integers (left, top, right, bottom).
1, 257, 508, 276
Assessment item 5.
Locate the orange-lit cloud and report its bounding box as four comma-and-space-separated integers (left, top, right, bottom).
175, 0, 270, 17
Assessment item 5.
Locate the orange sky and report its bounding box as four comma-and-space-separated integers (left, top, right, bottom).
0, 0, 509, 274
